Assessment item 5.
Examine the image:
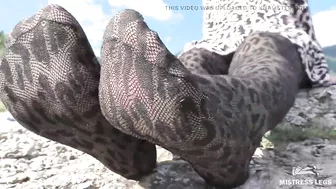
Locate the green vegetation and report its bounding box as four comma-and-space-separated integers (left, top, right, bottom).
0, 31, 5, 57
323, 45, 336, 72
260, 127, 336, 149
326, 56, 336, 73
323, 45, 336, 57
0, 31, 6, 112
269, 127, 336, 142
0, 101, 6, 112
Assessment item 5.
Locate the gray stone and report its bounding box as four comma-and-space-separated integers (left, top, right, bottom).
281, 86, 336, 129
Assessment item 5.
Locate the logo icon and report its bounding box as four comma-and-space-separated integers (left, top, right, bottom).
291, 165, 322, 177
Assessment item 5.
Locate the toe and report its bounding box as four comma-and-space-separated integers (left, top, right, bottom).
103, 9, 144, 41
6, 4, 80, 48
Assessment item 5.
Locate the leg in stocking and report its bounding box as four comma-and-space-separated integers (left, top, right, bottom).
99, 9, 306, 187
0, 5, 156, 180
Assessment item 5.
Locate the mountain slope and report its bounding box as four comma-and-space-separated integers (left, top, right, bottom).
323, 45, 336, 73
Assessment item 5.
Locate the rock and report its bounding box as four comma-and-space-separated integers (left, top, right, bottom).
1, 86, 336, 189
137, 139, 336, 189
280, 85, 336, 130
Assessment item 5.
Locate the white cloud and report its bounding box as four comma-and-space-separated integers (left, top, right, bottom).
165, 36, 172, 43
313, 7, 336, 47
48, 0, 110, 56
108, 0, 178, 21
46, 0, 182, 56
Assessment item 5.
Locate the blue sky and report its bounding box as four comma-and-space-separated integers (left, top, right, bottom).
1, 0, 336, 56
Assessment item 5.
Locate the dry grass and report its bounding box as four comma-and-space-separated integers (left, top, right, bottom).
0, 101, 6, 112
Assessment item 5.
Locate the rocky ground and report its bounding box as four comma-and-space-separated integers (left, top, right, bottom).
0, 111, 335, 189
1, 86, 336, 189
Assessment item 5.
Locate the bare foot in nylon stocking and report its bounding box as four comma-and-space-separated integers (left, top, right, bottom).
0, 5, 156, 180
